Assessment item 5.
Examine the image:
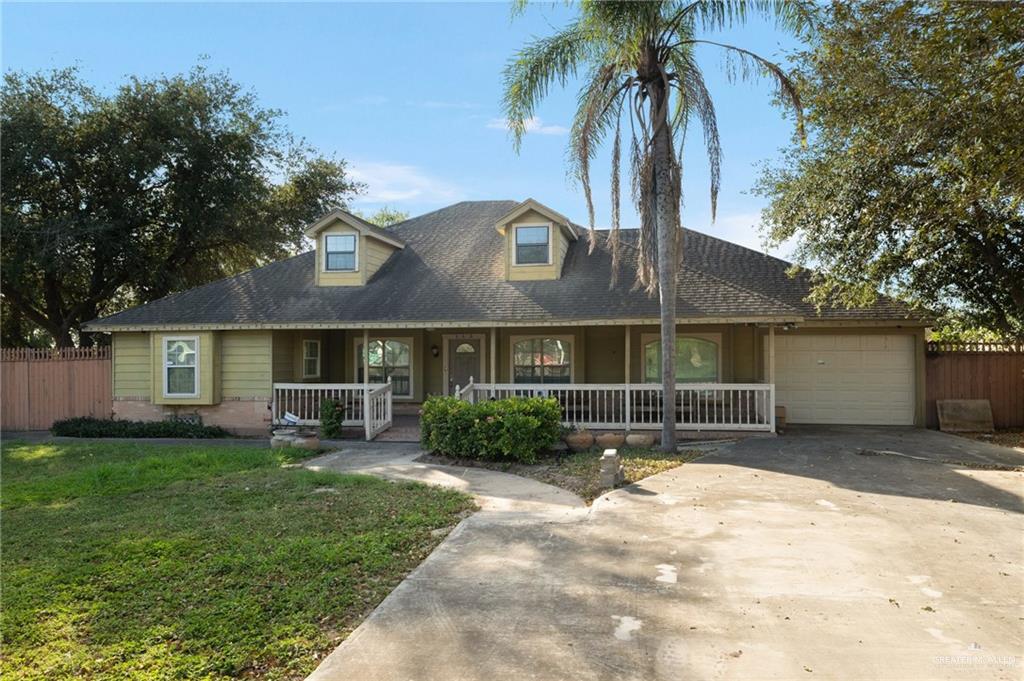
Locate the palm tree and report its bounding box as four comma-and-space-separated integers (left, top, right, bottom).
503, 0, 810, 450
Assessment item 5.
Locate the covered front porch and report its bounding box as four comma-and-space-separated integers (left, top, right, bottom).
269, 323, 781, 437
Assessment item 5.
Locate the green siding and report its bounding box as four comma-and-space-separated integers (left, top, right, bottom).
112, 332, 151, 397
222, 331, 272, 398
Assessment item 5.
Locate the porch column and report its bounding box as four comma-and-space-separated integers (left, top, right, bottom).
490, 327, 497, 383
768, 324, 777, 433
363, 328, 371, 437
362, 329, 370, 384
624, 324, 631, 382
624, 324, 632, 430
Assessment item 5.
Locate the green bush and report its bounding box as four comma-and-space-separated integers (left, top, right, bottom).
420, 396, 562, 463
319, 398, 347, 438
51, 417, 230, 439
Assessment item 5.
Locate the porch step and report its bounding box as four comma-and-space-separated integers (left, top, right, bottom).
373, 414, 421, 442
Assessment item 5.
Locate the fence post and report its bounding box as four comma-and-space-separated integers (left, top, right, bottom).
769, 384, 776, 433
364, 383, 371, 441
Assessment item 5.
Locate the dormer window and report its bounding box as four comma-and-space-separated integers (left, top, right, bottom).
514, 225, 550, 265
324, 234, 357, 271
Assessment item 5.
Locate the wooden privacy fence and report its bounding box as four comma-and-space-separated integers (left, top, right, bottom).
925, 342, 1023, 429
1, 347, 112, 431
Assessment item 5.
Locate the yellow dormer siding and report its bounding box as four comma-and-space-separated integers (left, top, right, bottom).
494, 199, 578, 281
306, 209, 405, 287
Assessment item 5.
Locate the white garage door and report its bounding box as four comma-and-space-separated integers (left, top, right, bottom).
768, 334, 916, 425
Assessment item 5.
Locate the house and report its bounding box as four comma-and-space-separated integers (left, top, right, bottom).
83, 199, 930, 437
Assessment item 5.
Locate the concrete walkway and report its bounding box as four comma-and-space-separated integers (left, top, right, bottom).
307, 429, 1022, 681
304, 442, 587, 521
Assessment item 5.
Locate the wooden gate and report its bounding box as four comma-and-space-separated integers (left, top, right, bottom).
1, 347, 112, 431
925, 342, 1024, 429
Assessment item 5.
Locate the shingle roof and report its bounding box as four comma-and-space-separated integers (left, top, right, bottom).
85, 200, 925, 329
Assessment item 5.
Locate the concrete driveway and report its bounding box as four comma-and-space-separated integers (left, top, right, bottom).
309, 428, 1023, 681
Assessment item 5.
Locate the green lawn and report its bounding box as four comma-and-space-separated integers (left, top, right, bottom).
1, 441, 474, 680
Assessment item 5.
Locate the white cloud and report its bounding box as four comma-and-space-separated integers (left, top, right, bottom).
703, 211, 795, 259
412, 99, 479, 110
348, 162, 464, 204
487, 116, 568, 136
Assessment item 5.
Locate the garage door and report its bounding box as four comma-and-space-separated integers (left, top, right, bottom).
768, 334, 915, 425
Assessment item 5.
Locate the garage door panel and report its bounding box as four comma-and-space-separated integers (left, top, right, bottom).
836, 336, 865, 351
769, 333, 915, 426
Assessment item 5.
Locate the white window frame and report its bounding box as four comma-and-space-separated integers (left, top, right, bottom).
162, 335, 200, 398
353, 336, 414, 398
640, 332, 722, 383
323, 233, 358, 272
508, 334, 575, 384
302, 339, 321, 379
512, 223, 552, 266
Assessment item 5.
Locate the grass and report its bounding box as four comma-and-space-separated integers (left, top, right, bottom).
1, 441, 475, 680
419, 447, 704, 503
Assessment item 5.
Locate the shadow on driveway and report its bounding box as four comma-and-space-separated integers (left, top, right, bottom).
692, 426, 1023, 514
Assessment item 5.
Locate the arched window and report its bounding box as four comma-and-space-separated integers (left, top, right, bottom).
644, 337, 719, 383
357, 339, 412, 396
512, 337, 572, 384
455, 343, 476, 354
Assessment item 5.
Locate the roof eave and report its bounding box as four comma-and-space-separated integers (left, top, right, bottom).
494, 199, 579, 240
303, 209, 406, 249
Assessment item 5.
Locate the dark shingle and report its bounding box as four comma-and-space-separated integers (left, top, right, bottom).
85, 200, 924, 328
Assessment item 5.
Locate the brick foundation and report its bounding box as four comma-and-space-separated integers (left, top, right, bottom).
113, 397, 272, 436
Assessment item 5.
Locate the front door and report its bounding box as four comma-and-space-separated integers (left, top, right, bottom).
447, 339, 480, 394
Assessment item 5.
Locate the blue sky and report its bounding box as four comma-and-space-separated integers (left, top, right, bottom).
2, 2, 803, 256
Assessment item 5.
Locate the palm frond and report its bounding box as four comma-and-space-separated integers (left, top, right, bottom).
568, 64, 629, 250
677, 0, 818, 37
694, 38, 805, 143
609, 112, 623, 285
668, 50, 722, 219
502, 23, 592, 152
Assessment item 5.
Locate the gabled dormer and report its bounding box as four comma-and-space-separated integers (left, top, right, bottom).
305, 209, 405, 286
494, 199, 579, 281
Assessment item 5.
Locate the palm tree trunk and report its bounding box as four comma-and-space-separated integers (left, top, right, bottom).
651, 86, 678, 452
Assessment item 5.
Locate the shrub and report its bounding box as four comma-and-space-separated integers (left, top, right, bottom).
51, 417, 230, 439
319, 398, 347, 438
420, 396, 562, 464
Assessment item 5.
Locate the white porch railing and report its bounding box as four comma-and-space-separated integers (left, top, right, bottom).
272, 382, 394, 440
365, 382, 393, 440
465, 383, 775, 432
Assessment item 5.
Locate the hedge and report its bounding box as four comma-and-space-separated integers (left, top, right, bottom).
420, 395, 562, 464
51, 417, 231, 439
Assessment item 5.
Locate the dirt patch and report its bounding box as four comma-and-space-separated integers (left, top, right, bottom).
417, 447, 705, 503
856, 446, 1024, 472
957, 430, 1024, 451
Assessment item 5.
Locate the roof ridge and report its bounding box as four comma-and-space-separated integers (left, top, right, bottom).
389, 200, 519, 233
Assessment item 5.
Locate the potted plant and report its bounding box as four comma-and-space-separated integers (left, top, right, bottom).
565, 425, 595, 452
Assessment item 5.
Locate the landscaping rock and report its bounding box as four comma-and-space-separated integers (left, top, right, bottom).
595, 432, 625, 449
566, 430, 595, 452
292, 435, 321, 451
625, 432, 655, 447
